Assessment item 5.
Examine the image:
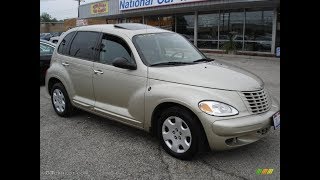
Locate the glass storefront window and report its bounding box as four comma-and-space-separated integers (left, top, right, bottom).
127, 17, 143, 23
118, 18, 126, 23
176, 14, 194, 43
146, 16, 160, 27
106, 19, 117, 24
244, 10, 273, 52
219, 10, 244, 50
145, 16, 175, 31
197, 12, 219, 49
159, 16, 175, 31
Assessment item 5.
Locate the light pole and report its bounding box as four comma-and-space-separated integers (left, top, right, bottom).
75, 0, 83, 18
78, 0, 80, 18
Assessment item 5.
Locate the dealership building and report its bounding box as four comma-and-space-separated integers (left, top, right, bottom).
79, 0, 280, 55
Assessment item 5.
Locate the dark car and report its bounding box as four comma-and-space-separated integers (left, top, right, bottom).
40, 40, 55, 83
50, 32, 62, 37
40, 33, 52, 41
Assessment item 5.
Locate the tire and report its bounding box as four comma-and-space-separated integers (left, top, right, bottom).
157, 106, 205, 160
51, 83, 74, 117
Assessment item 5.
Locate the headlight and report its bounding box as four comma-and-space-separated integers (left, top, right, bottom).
198, 101, 238, 116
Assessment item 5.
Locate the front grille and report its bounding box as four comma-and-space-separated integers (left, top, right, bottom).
240, 88, 271, 114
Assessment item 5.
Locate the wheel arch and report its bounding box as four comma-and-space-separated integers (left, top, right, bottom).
47, 76, 70, 96
150, 101, 209, 151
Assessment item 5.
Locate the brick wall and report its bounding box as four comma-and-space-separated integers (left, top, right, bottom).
64, 18, 76, 31
40, 23, 64, 33
63, 18, 107, 31
41, 18, 107, 33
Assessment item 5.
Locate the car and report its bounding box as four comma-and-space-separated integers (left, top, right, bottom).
218, 34, 247, 49
49, 32, 65, 44
49, 36, 60, 44
49, 34, 62, 44
50, 32, 61, 37
40, 33, 52, 41
255, 36, 272, 49
40, 39, 55, 83
45, 23, 280, 160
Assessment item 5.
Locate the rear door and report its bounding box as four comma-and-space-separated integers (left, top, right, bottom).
60, 31, 100, 109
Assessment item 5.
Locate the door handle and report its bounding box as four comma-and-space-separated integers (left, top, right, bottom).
93, 69, 104, 74
62, 62, 69, 66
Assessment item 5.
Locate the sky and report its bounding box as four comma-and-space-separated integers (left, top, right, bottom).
40, 0, 101, 20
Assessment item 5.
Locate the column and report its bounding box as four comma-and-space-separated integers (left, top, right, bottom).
271, 8, 277, 54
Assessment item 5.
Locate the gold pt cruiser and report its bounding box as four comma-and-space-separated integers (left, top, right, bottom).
46, 23, 280, 160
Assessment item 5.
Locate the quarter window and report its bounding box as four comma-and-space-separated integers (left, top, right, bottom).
98, 34, 133, 65
69, 31, 100, 60
57, 31, 75, 55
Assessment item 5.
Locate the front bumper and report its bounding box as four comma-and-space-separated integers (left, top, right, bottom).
197, 100, 280, 151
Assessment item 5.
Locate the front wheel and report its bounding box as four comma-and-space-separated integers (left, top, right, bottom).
158, 106, 205, 160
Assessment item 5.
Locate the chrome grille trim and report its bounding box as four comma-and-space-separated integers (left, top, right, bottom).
239, 88, 271, 114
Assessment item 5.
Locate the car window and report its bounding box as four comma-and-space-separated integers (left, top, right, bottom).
133, 33, 204, 65
69, 31, 100, 60
57, 31, 75, 55
40, 43, 54, 55
98, 34, 133, 65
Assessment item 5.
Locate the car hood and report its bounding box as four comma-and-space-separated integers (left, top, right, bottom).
148, 60, 264, 91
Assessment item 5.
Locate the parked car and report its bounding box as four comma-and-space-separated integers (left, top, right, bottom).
255, 36, 272, 49
46, 23, 280, 159
219, 34, 248, 49
50, 32, 61, 37
49, 33, 64, 44
40, 39, 55, 82
40, 33, 52, 41
49, 32, 64, 44
49, 32, 65, 44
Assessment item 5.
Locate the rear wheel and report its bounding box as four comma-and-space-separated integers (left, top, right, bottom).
51, 83, 74, 117
158, 106, 205, 160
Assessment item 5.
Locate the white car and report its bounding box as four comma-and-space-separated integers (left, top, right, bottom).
49, 32, 64, 44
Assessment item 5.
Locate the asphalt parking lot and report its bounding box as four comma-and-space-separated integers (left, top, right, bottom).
40, 55, 280, 180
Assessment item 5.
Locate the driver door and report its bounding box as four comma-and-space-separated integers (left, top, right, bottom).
92, 33, 147, 128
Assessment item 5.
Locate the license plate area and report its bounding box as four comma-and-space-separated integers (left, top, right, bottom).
272, 111, 280, 130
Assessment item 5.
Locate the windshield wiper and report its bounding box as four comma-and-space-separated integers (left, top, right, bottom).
150, 61, 194, 67
193, 58, 214, 63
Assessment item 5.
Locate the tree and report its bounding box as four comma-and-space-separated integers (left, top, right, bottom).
40, 12, 59, 22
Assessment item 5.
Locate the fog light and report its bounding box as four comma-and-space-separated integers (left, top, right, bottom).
226, 137, 239, 145
233, 137, 238, 144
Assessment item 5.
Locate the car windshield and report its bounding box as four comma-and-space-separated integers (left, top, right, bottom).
133, 33, 205, 66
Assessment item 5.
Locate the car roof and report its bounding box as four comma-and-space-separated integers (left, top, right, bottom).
69, 23, 171, 39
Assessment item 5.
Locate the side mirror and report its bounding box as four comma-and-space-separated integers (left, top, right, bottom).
112, 57, 137, 70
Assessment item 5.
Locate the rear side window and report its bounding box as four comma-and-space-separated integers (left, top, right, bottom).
57, 31, 75, 55
69, 31, 100, 60
98, 34, 133, 65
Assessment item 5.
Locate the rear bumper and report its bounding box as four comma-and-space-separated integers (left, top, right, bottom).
197, 99, 280, 151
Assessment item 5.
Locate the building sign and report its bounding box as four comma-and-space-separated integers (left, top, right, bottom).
91, 1, 108, 14
76, 19, 88, 26
119, 0, 206, 11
